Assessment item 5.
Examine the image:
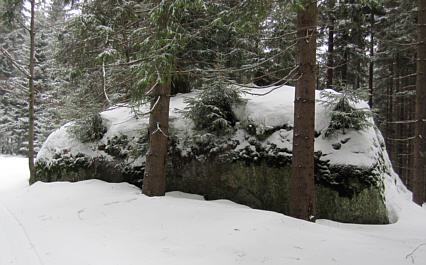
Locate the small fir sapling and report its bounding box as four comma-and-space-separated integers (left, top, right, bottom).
321, 89, 372, 137
182, 80, 244, 136
68, 113, 107, 143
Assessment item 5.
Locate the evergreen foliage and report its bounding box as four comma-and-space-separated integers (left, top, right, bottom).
0, 78, 28, 154
183, 80, 243, 135
318, 0, 383, 92
322, 90, 372, 137
67, 113, 106, 143
0, 2, 65, 155
373, 0, 417, 187
255, 2, 296, 86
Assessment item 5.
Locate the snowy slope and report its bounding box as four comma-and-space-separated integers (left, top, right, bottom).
1, 156, 426, 265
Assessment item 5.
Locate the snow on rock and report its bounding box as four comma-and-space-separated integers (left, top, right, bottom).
235, 86, 379, 168
234, 86, 331, 132
36, 92, 196, 164
37, 85, 378, 169
36, 123, 103, 162
233, 86, 296, 130
101, 104, 148, 139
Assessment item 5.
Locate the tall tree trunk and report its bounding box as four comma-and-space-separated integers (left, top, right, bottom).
386, 64, 394, 164
326, 0, 335, 89
393, 55, 403, 178
289, 0, 317, 221
400, 78, 408, 187
413, 0, 426, 205
326, 22, 334, 89
341, 48, 348, 89
407, 93, 415, 189
142, 83, 171, 196
368, 12, 375, 108
397, 63, 405, 184
28, 0, 35, 183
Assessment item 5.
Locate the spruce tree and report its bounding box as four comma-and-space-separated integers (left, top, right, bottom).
1, 0, 73, 180
129, 0, 271, 196
0, 1, 28, 154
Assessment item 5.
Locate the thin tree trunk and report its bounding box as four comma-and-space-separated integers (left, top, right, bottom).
341, 48, 348, 89
413, 0, 426, 205
386, 63, 394, 163
401, 72, 408, 188
326, 0, 335, 89
326, 22, 334, 89
368, 12, 375, 108
407, 93, 414, 189
397, 65, 405, 184
393, 55, 403, 178
28, 0, 36, 183
289, 0, 317, 222
142, 83, 171, 196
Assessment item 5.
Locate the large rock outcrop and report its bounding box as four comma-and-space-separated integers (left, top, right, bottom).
34, 86, 392, 224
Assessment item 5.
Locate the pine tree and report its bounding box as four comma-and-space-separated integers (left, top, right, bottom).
129, 0, 271, 196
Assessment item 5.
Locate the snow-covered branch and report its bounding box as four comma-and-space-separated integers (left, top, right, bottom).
0, 47, 30, 78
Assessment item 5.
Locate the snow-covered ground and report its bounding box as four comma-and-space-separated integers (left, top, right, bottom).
1, 155, 426, 265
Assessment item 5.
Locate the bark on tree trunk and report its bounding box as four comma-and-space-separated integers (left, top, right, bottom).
386, 64, 394, 164
392, 55, 403, 179
326, 0, 335, 89
326, 22, 334, 89
289, 0, 317, 222
400, 76, 408, 188
142, 83, 171, 196
368, 12, 375, 108
413, 0, 426, 205
341, 48, 348, 90
407, 93, 415, 189
28, 0, 35, 183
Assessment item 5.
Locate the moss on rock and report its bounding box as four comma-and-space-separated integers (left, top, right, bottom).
316, 185, 388, 224
34, 151, 141, 186
34, 147, 389, 224
166, 159, 291, 214
166, 156, 388, 224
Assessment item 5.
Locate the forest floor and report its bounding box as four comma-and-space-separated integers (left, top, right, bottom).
1, 155, 426, 265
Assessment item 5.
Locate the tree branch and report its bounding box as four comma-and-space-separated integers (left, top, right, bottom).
0, 47, 30, 78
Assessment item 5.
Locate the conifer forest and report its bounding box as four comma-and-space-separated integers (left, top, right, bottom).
1, 0, 425, 213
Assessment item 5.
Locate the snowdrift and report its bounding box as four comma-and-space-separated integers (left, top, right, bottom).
2, 156, 426, 265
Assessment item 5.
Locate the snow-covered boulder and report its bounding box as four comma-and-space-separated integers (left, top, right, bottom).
34, 85, 403, 224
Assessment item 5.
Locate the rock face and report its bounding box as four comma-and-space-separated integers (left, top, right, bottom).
34, 86, 391, 224
35, 149, 388, 224
166, 148, 388, 224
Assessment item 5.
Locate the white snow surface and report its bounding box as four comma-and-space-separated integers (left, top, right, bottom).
1, 155, 426, 265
